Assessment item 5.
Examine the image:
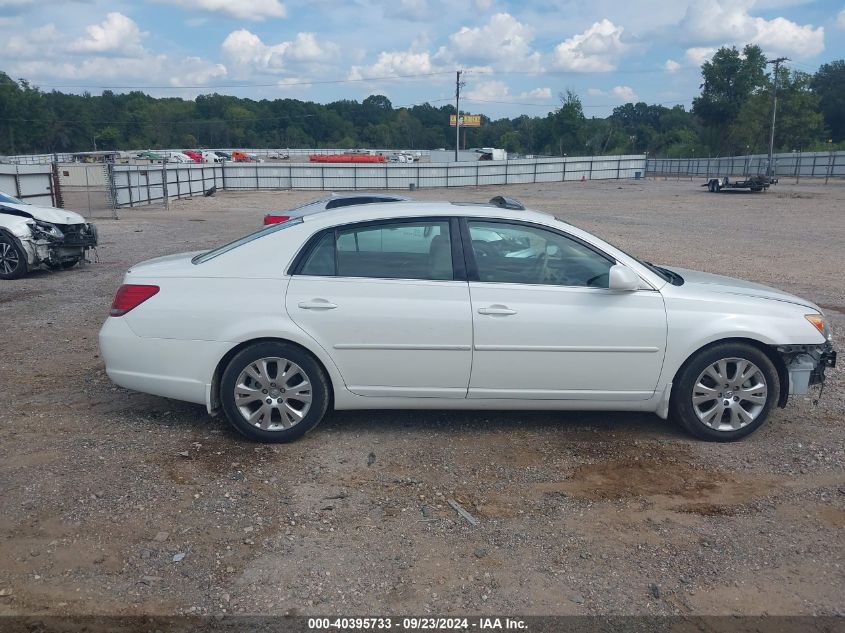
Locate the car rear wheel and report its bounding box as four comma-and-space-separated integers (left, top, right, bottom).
0, 236, 28, 280
220, 342, 330, 442
670, 342, 779, 441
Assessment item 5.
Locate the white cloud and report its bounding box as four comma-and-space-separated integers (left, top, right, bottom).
465, 79, 551, 102
664, 58, 682, 72
11, 54, 227, 90
2, 14, 226, 92
167, 57, 228, 87
522, 87, 551, 99
586, 86, 638, 101
222, 30, 338, 74
679, 0, 824, 59
466, 79, 509, 100
685, 46, 718, 65
287, 33, 338, 63
383, 0, 438, 21
69, 12, 147, 56
552, 19, 627, 72
837, 9, 845, 30
7, 23, 58, 58
349, 50, 435, 80
156, 0, 286, 21
435, 13, 541, 72
612, 85, 638, 101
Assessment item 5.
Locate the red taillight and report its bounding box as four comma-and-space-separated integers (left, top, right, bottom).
263, 214, 290, 225
110, 284, 160, 317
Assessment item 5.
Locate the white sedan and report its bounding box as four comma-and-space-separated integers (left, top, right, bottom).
99, 202, 835, 443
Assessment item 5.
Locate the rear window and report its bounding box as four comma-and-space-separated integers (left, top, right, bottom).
324, 196, 401, 209
192, 217, 303, 264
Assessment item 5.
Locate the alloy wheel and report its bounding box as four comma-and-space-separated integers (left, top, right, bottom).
691, 357, 768, 432
233, 357, 313, 431
0, 242, 21, 276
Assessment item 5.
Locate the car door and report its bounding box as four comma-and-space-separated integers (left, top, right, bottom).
463, 218, 667, 400
286, 217, 473, 398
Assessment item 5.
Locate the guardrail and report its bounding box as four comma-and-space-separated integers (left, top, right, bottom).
109, 155, 646, 208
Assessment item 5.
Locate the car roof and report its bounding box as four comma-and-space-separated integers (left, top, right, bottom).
299, 200, 555, 226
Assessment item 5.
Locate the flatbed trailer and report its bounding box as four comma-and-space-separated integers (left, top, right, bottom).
703, 175, 777, 193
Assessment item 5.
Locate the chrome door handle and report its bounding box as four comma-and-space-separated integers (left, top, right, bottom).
298, 300, 338, 310
478, 306, 517, 316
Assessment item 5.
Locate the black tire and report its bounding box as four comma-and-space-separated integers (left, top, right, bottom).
708, 181, 716, 193
670, 342, 780, 442
0, 235, 28, 280
220, 341, 330, 443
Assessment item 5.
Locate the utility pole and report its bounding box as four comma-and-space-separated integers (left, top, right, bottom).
455, 70, 464, 162
766, 56, 789, 177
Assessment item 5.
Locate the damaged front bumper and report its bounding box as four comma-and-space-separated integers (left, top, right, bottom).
777, 341, 837, 396
22, 221, 98, 269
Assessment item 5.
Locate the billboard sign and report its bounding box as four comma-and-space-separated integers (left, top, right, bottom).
449, 114, 481, 127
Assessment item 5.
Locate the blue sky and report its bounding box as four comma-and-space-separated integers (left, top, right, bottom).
1, 0, 843, 118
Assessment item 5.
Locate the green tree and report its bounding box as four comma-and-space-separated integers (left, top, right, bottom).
811, 60, 845, 142
548, 90, 585, 155
692, 44, 767, 153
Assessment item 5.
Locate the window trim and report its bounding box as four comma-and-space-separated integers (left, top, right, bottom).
288, 216, 467, 282
459, 217, 617, 288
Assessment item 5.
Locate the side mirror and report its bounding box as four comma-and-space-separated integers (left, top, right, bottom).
608, 264, 640, 291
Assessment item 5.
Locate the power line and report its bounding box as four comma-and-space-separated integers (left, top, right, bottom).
20, 64, 708, 92
24, 70, 456, 91
462, 97, 695, 108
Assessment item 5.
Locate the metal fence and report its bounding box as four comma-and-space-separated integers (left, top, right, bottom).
646, 151, 845, 180
1, 147, 434, 164
0, 163, 57, 206
110, 154, 646, 208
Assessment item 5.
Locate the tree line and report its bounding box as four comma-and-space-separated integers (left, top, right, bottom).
1, 45, 843, 158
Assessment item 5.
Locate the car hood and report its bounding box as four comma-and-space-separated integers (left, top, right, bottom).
0, 202, 87, 225
665, 266, 820, 311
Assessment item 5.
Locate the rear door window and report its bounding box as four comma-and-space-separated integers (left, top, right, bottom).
298, 219, 453, 280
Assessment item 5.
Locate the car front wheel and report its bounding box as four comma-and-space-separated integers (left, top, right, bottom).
671, 342, 779, 441
0, 236, 28, 280
220, 342, 330, 443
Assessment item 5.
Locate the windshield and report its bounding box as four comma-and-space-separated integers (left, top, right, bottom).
552, 216, 674, 284
192, 217, 303, 264
0, 191, 25, 205
612, 245, 678, 284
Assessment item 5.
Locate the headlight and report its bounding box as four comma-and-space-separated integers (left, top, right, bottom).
31, 220, 64, 240
805, 314, 831, 340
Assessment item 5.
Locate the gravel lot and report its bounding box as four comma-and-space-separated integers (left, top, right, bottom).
0, 179, 843, 617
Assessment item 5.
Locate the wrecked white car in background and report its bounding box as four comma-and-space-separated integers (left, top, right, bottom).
0, 191, 98, 280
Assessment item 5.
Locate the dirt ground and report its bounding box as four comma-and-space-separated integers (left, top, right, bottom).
0, 178, 843, 617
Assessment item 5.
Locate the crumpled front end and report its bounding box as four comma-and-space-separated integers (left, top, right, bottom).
20, 220, 98, 269
778, 342, 837, 395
